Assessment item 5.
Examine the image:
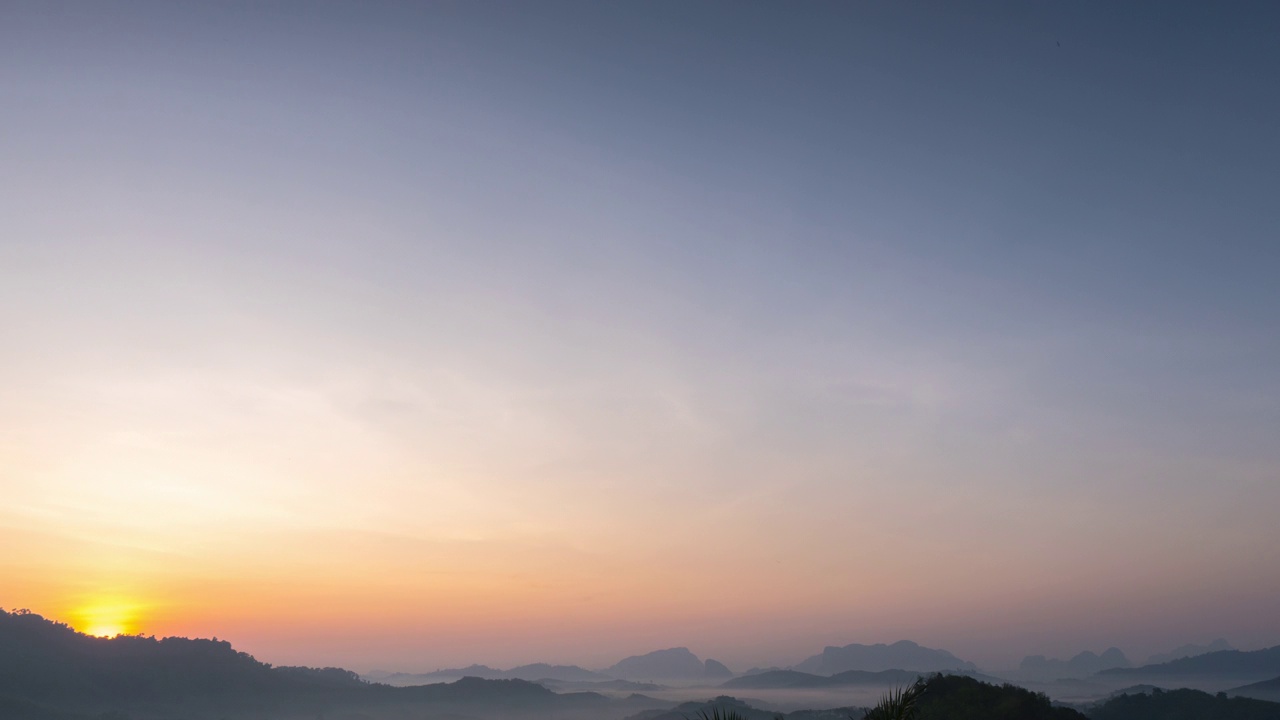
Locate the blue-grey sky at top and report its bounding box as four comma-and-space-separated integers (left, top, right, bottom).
2, 1, 1279, 668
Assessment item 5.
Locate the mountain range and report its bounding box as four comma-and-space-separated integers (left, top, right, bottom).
8, 608, 1280, 720
369, 662, 612, 685
368, 640, 990, 692
372, 647, 736, 687
721, 668, 998, 690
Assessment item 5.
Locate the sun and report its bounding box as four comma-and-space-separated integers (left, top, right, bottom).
85, 621, 126, 638
70, 599, 142, 638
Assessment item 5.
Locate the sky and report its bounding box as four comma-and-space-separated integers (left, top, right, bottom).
2, 1, 1279, 673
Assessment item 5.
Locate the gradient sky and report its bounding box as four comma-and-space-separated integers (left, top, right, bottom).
3, 1, 1279, 673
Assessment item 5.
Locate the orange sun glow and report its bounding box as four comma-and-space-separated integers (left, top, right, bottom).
71, 599, 142, 638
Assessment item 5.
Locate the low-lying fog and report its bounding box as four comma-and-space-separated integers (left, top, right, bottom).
590, 684, 886, 714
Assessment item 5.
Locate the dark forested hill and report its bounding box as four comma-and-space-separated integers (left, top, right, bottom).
0, 608, 305, 704
1089, 687, 1280, 720
1234, 677, 1280, 703
913, 674, 1086, 720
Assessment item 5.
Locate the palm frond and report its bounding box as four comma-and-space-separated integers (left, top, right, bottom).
692, 708, 750, 720
861, 677, 926, 720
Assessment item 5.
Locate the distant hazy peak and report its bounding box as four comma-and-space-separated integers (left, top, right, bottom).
1100, 647, 1130, 663
1145, 639, 1234, 666
792, 640, 977, 674
704, 658, 733, 678
504, 663, 609, 682
607, 647, 707, 680
1017, 648, 1130, 678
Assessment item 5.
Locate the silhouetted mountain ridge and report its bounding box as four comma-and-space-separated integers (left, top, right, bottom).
1100, 646, 1280, 681
792, 641, 976, 674
724, 667, 1003, 690
607, 647, 706, 680
0, 609, 308, 704
0, 609, 669, 720
376, 649, 734, 686
723, 668, 925, 689
704, 658, 733, 678
1233, 676, 1280, 703
1018, 648, 1130, 679
512, 663, 611, 682
373, 662, 609, 685
1146, 639, 1234, 666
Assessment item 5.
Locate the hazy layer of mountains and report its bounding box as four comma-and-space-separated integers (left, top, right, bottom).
1100, 646, 1280, 686
5, 608, 1280, 720
1144, 639, 1235, 666
376, 639, 988, 691
1011, 647, 1280, 704
723, 667, 1001, 690
371, 647, 736, 686
1017, 648, 1133, 680
372, 640, 976, 688
367, 662, 612, 685
375, 639, 1280, 708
